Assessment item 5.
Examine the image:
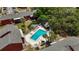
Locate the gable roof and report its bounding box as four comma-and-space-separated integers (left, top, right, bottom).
0, 24, 22, 49
0, 12, 33, 20
42, 37, 79, 51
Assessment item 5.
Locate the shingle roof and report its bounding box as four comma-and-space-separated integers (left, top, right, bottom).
0, 12, 33, 20
41, 37, 79, 51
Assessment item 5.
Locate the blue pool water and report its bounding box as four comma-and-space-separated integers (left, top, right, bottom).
31, 29, 47, 41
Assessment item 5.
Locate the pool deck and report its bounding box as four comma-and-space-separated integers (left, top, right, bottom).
24, 25, 47, 47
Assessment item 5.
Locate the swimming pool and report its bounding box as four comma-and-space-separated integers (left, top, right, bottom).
31, 29, 47, 41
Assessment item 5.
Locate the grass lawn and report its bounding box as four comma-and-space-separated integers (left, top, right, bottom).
16, 20, 32, 34
24, 20, 32, 33
16, 22, 26, 33
16, 23, 25, 29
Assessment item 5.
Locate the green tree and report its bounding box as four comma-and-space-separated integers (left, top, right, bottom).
48, 31, 57, 42
37, 15, 48, 25
34, 7, 79, 36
